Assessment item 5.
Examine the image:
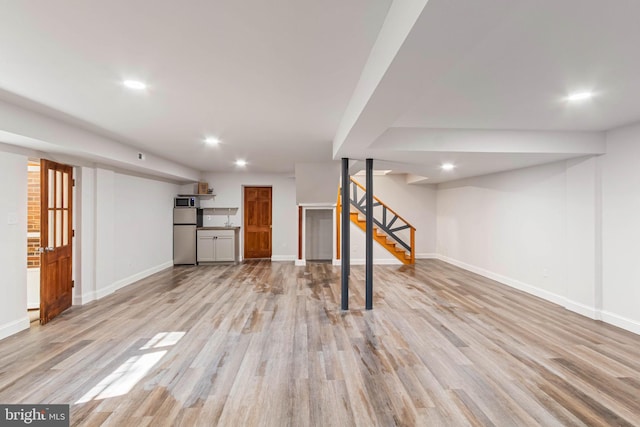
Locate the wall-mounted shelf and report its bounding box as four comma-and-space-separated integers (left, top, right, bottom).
202, 207, 238, 214
177, 194, 216, 198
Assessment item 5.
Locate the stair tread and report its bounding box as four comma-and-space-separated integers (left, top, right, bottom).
346, 204, 414, 265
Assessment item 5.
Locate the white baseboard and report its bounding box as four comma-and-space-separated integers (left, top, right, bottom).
435, 254, 640, 335
96, 261, 173, 300
271, 255, 295, 262
416, 253, 438, 259
563, 300, 598, 320
436, 255, 567, 307
601, 310, 640, 335
294, 259, 306, 266
0, 316, 30, 341
74, 290, 97, 306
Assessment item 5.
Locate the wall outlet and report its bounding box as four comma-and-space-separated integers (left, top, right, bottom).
7, 212, 17, 225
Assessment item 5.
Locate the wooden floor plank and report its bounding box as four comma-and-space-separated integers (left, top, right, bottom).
0, 260, 639, 426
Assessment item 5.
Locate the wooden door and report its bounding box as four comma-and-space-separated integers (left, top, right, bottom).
244, 187, 272, 259
40, 159, 73, 325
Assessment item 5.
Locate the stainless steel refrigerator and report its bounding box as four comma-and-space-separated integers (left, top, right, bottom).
173, 208, 202, 265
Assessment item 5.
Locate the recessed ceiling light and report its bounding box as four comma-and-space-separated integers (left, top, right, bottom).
566, 91, 594, 102
123, 80, 147, 90
235, 159, 247, 167
205, 137, 220, 145
441, 163, 455, 171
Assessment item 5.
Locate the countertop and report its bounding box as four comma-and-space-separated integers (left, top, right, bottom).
197, 226, 241, 230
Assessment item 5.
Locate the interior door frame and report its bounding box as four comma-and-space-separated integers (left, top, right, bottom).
242, 185, 272, 260
297, 205, 337, 266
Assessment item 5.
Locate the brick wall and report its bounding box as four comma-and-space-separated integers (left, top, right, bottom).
27, 161, 40, 268
27, 238, 40, 268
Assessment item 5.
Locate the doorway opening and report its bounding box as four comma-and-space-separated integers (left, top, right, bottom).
305, 208, 333, 262
26, 159, 41, 324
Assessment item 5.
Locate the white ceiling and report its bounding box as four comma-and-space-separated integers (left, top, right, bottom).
0, 0, 391, 173
1, 0, 640, 182
395, 0, 640, 131
334, 0, 640, 182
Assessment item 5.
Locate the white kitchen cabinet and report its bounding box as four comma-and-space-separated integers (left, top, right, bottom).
196, 232, 215, 262
197, 229, 238, 263
214, 233, 235, 261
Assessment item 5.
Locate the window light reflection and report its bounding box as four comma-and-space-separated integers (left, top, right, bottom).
140, 331, 186, 350
75, 331, 185, 404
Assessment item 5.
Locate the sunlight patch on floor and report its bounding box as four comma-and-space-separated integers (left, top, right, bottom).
75, 331, 185, 404
140, 331, 186, 349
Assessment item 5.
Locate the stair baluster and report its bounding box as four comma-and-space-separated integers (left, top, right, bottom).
337, 178, 415, 265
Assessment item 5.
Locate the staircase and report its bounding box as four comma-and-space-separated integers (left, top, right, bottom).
337, 177, 415, 265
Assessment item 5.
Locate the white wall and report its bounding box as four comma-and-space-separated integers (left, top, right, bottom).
76, 167, 179, 303
0, 151, 29, 339
199, 172, 297, 261
295, 161, 341, 204
368, 174, 437, 257
438, 162, 567, 298
437, 158, 606, 320
113, 173, 177, 285
76, 167, 96, 304
565, 156, 601, 317
435, 140, 640, 335
95, 168, 116, 299
348, 222, 404, 265
602, 122, 640, 333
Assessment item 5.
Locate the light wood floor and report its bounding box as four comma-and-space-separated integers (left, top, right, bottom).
1, 260, 639, 426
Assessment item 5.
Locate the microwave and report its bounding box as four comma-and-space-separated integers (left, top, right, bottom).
174, 196, 199, 208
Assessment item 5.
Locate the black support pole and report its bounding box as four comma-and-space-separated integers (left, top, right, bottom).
341, 158, 350, 310
365, 158, 373, 310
